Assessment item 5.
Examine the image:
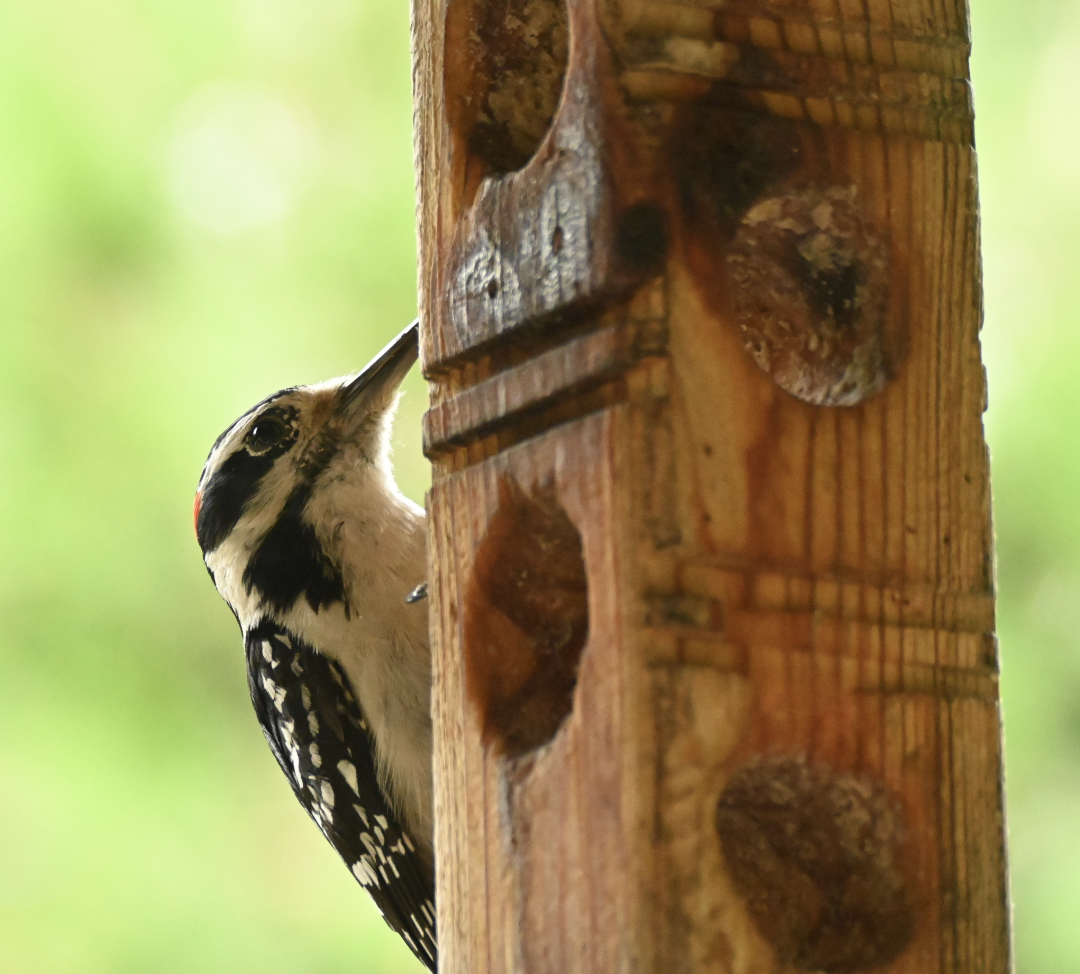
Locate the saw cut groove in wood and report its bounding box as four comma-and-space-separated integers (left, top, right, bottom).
413, 0, 1010, 966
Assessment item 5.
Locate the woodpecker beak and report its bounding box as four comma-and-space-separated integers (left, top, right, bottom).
335, 320, 420, 419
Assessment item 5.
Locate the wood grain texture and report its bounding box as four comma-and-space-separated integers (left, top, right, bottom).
412, 0, 1009, 968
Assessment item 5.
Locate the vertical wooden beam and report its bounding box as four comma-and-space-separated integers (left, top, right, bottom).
412, 0, 1010, 970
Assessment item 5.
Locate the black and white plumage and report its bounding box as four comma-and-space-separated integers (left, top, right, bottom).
247, 621, 436, 965
194, 323, 436, 970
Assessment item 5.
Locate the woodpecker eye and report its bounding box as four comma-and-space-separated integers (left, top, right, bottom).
245, 416, 288, 454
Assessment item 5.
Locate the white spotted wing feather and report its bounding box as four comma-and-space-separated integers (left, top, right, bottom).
246, 621, 437, 970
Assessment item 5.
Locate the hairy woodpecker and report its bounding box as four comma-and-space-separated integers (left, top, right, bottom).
194, 322, 436, 970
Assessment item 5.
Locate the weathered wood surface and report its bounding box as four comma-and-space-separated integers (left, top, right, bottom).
412, 0, 1010, 969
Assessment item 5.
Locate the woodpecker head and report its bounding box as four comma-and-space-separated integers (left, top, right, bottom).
195, 322, 420, 629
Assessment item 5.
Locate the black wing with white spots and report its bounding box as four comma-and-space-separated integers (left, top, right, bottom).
245, 620, 437, 971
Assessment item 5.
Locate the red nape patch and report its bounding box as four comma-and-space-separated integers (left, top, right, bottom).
193, 491, 202, 537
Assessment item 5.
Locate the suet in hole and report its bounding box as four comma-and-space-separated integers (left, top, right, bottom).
716, 756, 914, 973
446, 0, 569, 177
464, 477, 588, 758
725, 186, 896, 406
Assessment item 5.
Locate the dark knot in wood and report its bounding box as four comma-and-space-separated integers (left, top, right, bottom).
672, 104, 801, 239
716, 755, 914, 972
615, 202, 668, 274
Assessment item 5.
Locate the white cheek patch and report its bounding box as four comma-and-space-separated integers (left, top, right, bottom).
203, 447, 314, 625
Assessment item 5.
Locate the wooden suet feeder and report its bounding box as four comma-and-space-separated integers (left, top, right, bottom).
412, 0, 1010, 970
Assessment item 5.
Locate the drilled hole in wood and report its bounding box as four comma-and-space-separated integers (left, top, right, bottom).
447, 0, 568, 178
464, 477, 588, 757
716, 756, 914, 973
727, 186, 895, 406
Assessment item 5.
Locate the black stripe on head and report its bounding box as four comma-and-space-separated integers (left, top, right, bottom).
243, 484, 347, 615
196, 403, 300, 554
196, 449, 277, 553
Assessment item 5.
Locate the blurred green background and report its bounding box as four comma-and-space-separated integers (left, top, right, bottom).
0, 0, 1075, 970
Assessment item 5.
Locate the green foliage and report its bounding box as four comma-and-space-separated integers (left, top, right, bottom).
0, 0, 1073, 969
974, 1, 1080, 970
0, 0, 425, 970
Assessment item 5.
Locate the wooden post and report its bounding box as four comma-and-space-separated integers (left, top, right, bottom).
412, 0, 1010, 970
